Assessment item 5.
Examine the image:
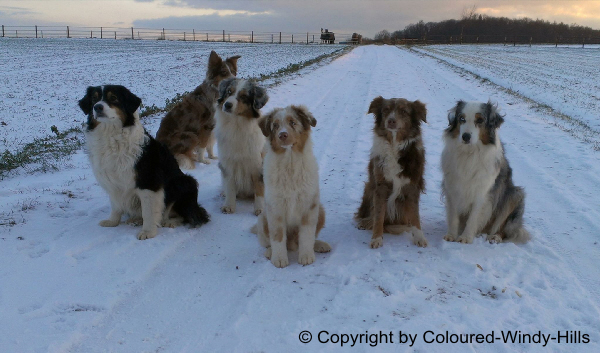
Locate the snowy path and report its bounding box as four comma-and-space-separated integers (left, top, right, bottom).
1, 45, 600, 352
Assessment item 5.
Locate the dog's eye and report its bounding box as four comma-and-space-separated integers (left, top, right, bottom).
476, 117, 484, 124
227, 89, 232, 95
290, 120, 296, 126
109, 95, 118, 102
205, 125, 214, 130
459, 115, 466, 123
273, 122, 279, 129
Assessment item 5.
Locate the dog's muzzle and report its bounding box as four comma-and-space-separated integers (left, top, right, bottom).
223, 102, 233, 113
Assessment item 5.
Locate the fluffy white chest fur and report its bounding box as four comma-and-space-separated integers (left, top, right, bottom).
84, 120, 146, 216
370, 133, 415, 218
215, 109, 265, 194
263, 139, 319, 225
441, 136, 502, 214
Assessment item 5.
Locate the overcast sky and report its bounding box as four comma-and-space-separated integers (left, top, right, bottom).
1, 0, 599, 37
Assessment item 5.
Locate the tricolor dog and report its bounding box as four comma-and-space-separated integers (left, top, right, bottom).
79, 85, 210, 240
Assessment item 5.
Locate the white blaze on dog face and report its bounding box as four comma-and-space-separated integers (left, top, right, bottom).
218, 78, 268, 119
79, 85, 142, 129
447, 101, 503, 146
260, 105, 316, 153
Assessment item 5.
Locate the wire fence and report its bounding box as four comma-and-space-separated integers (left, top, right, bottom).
392, 34, 600, 47
0, 25, 358, 44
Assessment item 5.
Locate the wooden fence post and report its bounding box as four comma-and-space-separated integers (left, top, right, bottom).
162, 28, 165, 40
223, 30, 225, 42
114, 31, 117, 40
67, 26, 70, 38
101, 27, 103, 39
251, 30, 253, 43
272, 34, 273, 43
90, 30, 92, 38
529, 37, 532, 47
279, 32, 281, 44
307, 32, 308, 44
35, 25, 38, 38
193, 29, 195, 41
206, 33, 208, 41
2, 25, 4, 37
131, 27, 134, 39
292, 34, 294, 43
582, 37, 585, 48
184, 32, 186, 41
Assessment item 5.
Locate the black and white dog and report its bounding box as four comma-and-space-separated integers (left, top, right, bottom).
441, 100, 530, 244
78, 85, 209, 240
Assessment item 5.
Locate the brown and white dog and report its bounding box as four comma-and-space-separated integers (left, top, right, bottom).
156, 51, 240, 169
253, 105, 331, 268
441, 100, 530, 244
355, 96, 428, 249
79, 85, 210, 240
215, 78, 269, 215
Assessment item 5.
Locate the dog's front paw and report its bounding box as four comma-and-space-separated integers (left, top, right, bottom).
413, 235, 428, 248
198, 159, 211, 165
314, 240, 332, 253
99, 219, 120, 227
221, 205, 235, 214
457, 234, 474, 244
443, 233, 457, 242
137, 229, 157, 240
370, 237, 383, 249
264, 247, 272, 259
299, 251, 315, 266
208, 155, 218, 160
487, 234, 502, 244
271, 253, 289, 268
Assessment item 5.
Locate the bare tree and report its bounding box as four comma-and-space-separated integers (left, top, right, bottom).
461, 5, 478, 21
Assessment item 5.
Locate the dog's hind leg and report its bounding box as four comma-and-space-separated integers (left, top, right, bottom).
488, 188, 530, 243
313, 205, 331, 253
136, 189, 165, 240
195, 147, 210, 164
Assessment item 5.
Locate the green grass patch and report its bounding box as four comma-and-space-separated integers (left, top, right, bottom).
0, 126, 83, 180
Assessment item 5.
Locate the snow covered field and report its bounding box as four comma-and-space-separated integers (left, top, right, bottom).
0, 38, 344, 152
1, 44, 600, 352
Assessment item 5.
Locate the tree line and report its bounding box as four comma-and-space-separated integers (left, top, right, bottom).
368, 11, 600, 44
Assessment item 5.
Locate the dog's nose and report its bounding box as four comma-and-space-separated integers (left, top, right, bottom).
93, 104, 103, 112
224, 102, 233, 111
279, 132, 288, 141
462, 133, 471, 143
387, 118, 397, 129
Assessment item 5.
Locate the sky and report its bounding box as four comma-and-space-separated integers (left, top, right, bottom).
0, 0, 599, 37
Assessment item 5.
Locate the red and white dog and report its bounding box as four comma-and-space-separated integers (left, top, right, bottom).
355, 96, 428, 248
253, 105, 331, 268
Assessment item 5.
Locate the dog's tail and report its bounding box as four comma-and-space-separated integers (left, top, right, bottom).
171, 174, 210, 227
509, 227, 531, 244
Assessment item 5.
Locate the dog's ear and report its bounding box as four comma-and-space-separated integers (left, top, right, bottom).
485, 100, 504, 129
447, 100, 465, 127
207, 50, 222, 69
225, 55, 241, 76
218, 78, 236, 104
115, 86, 142, 115
411, 100, 427, 123
291, 105, 317, 129
259, 109, 278, 137
368, 96, 384, 116
368, 96, 385, 125
250, 83, 269, 116
78, 86, 95, 115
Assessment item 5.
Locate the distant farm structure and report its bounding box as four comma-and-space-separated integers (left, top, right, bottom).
320, 28, 335, 44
